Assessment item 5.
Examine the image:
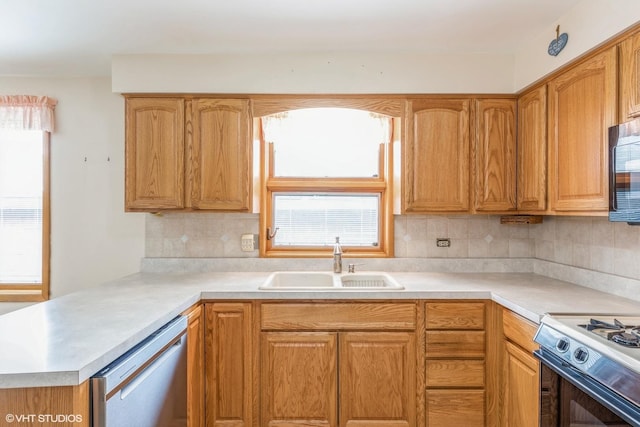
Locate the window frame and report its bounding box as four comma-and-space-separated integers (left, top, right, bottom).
0, 131, 50, 302
255, 97, 401, 258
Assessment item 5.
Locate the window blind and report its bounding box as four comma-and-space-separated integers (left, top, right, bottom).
0, 130, 43, 283
273, 194, 379, 247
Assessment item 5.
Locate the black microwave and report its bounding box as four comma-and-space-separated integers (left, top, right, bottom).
609, 119, 640, 225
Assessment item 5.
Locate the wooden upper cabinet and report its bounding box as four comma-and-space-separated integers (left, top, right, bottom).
517, 85, 547, 211
404, 98, 470, 213
125, 96, 252, 212
186, 98, 252, 211
619, 31, 640, 122
472, 98, 517, 212
548, 47, 617, 213
125, 97, 185, 210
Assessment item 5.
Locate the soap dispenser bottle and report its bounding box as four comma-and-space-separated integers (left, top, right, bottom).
333, 236, 343, 273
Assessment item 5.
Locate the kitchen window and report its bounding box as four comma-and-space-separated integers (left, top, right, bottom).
258, 106, 396, 257
0, 96, 55, 302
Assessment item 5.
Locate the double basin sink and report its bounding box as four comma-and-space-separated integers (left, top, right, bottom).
259, 271, 404, 290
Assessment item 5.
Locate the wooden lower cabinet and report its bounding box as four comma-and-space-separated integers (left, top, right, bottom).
259, 302, 417, 427
261, 332, 338, 426
339, 332, 416, 427
424, 301, 489, 427
199, 300, 510, 427
426, 389, 485, 427
185, 304, 204, 427
205, 302, 253, 427
260, 330, 416, 427
501, 308, 540, 427
503, 342, 539, 427
0, 382, 90, 427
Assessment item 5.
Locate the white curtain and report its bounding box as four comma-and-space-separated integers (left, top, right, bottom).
0, 95, 57, 132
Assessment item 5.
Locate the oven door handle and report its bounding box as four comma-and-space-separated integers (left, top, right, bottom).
534, 349, 640, 427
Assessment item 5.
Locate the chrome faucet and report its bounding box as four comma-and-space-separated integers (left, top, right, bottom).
333, 236, 342, 273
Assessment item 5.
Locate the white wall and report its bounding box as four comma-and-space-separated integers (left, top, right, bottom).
111, 52, 516, 94
514, 0, 640, 90
0, 77, 145, 315
113, 3, 640, 94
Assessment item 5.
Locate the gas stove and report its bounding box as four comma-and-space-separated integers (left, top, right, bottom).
535, 314, 640, 374
534, 313, 640, 425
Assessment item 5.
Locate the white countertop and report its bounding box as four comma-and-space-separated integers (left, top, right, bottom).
1, 271, 639, 389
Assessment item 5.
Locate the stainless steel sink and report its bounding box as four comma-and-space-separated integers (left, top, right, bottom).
259, 271, 404, 290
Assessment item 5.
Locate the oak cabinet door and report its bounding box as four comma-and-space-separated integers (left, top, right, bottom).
186, 305, 204, 427
261, 332, 338, 427
503, 342, 540, 427
187, 98, 251, 211
517, 85, 547, 211
548, 47, 617, 212
501, 309, 540, 427
339, 332, 416, 427
125, 97, 185, 210
472, 98, 517, 213
205, 303, 252, 427
404, 98, 471, 212
619, 31, 640, 122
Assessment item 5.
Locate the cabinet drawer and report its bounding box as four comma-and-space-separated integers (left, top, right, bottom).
426, 390, 485, 427
503, 309, 538, 354
425, 331, 485, 358
426, 360, 484, 387
261, 303, 416, 330
425, 302, 485, 329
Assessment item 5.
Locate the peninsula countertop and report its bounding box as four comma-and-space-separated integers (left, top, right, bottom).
1, 271, 639, 389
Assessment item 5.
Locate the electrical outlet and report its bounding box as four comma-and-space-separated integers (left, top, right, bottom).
241, 234, 257, 251
436, 238, 451, 248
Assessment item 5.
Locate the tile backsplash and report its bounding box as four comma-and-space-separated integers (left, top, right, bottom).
146, 213, 260, 258
534, 216, 640, 280
145, 213, 640, 281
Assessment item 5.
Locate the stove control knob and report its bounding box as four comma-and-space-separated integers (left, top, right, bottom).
556, 337, 570, 353
574, 347, 589, 364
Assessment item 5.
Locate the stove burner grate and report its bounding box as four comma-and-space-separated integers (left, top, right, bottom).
612, 332, 640, 348
579, 318, 640, 348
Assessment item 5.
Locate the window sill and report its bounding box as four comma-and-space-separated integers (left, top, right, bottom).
0, 289, 48, 302
262, 248, 393, 258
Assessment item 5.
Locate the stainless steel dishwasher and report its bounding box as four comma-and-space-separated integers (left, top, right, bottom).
91, 315, 188, 427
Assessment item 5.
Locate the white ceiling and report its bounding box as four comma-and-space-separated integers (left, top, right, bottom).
0, 0, 583, 76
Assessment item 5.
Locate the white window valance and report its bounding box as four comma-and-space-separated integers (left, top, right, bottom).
0, 95, 57, 132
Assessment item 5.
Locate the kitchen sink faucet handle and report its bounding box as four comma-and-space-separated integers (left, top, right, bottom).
347, 263, 364, 273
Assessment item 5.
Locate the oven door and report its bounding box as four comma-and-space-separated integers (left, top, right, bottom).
535, 348, 640, 427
